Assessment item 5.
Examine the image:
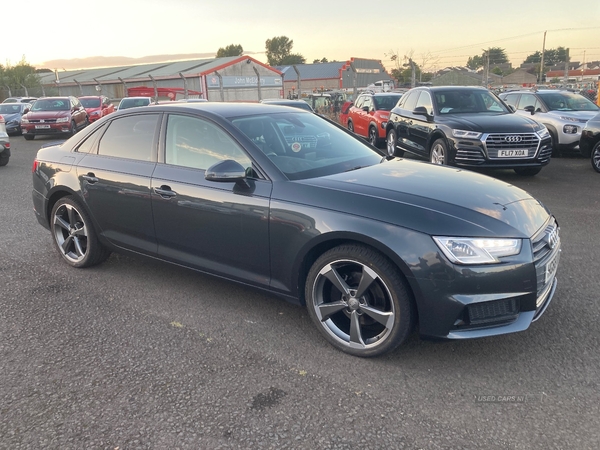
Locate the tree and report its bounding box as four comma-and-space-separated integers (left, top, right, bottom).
466, 47, 508, 70
265, 36, 305, 66
523, 47, 569, 67
313, 57, 329, 64
216, 44, 244, 57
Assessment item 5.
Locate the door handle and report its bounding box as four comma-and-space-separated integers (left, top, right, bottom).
154, 185, 177, 199
81, 173, 98, 184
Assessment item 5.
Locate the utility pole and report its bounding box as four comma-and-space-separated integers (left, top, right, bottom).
539, 31, 547, 84
563, 48, 570, 87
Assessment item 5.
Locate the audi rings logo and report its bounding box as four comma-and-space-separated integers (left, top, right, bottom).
546, 228, 559, 249
505, 135, 522, 143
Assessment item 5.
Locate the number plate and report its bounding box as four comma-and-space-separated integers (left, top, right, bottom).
498, 149, 528, 157
545, 251, 560, 284
35, 125, 51, 129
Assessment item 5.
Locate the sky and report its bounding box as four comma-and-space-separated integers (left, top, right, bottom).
3, 0, 600, 73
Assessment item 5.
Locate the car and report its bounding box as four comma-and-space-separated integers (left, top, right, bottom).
32, 102, 561, 357
499, 89, 600, 156
0, 102, 31, 135
260, 99, 315, 112
175, 98, 209, 103
21, 96, 89, 140
347, 92, 403, 147
116, 96, 153, 110
386, 86, 553, 176
78, 95, 115, 123
580, 111, 600, 173
0, 115, 10, 166
2, 96, 37, 104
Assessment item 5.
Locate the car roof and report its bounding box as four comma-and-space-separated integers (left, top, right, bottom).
127, 101, 311, 118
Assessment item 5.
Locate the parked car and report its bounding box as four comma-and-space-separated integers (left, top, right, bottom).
0, 115, 10, 166
260, 99, 314, 112
32, 102, 561, 357
347, 92, 403, 147
499, 89, 600, 156
78, 95, 115, 123
0, 102, 30, 135
21, 96, 89, 140
116, 96, 153, 110
580, 111, 600, 173
2, 96, 37, 104
386, 86, 553, 176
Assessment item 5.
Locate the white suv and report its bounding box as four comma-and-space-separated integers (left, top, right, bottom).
500, 89, 599, 156
0, 115, 10, 166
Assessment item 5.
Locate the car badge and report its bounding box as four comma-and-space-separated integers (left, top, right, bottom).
505, 135, 522, 143
546, 228, 559, 249
40, 120, 45, 123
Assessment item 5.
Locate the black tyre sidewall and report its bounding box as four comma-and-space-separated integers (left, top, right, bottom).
592, 143, 600, 173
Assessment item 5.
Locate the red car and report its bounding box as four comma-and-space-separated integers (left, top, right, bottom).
346, 92, 403, 147
21, 96, 89, 140
79, 95, 115, 122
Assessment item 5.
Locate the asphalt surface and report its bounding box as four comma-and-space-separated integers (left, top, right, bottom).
1, 134, 599, 450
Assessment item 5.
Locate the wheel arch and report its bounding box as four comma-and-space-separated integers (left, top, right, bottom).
294, 231, 419, 313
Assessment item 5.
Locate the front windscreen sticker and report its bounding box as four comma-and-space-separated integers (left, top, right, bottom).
291, 142, 302, 152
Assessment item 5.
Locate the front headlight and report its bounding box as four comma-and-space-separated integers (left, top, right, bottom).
536, 126, 550, 139
452, 129, 482, 139
56, 117, 70, 123
559, 116, 579, 122
433, 237, 522, 264
21, 118, 29, 124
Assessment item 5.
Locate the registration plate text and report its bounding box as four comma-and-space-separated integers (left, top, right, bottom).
498, 149, 528, 157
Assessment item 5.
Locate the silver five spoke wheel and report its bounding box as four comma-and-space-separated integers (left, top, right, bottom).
53, 203, 88, 264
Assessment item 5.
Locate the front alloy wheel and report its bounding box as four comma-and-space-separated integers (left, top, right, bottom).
51, 196, 110, 268
368, 126, 379, 147
592, 142, 600, 173
430, 138, 448, 165
306, 245, 414, 357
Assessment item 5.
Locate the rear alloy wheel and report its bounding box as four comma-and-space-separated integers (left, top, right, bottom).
430, 138, 448, 165
50, 196, 111, 268
306, 244, 415, 357
348, 121, 354, 133
514, 167, 542, 176
368, 126, 379, 147
592, 142, 600, 173
386, 129, 403, 157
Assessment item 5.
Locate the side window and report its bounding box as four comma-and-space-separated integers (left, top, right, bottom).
354, 96, 365, 109
517, 94, 539, 111
165, 114, 252, 171
414, 92, 433, 115
402, 90, 419, 112
98, 114, 159, 161
362, 97, 372, 110
502, 94, 519, 108
75, 124, 106, 153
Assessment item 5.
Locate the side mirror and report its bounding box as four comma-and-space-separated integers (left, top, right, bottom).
524, 105, 535, 114
362, 106, 369, 112
413, 106, 432, 120
23, 107, 30, 114
205, 159, 247, 183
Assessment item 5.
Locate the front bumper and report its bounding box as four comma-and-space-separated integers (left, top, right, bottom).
22, 123, 72, 135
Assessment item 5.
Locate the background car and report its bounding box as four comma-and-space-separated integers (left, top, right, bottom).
2, 96, 37, 104
0, 115, 10, 166
260, 99, 314, 112
347, 92, 403, 147
78, 95, 115, 123
386, 86, 553, 176
21, 96, 89, 140
116, 96, 153, 110
32, 102, 560, 357
499, 89, 600, 156
0, 102, 30, 135
580, 111, 600, 173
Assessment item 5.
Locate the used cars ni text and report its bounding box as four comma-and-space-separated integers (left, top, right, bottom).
32, 103, 561, 357
386, 86, 552, 176
21, 96, 89, 140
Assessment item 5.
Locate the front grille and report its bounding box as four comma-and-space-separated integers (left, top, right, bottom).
29, 119, 58, 124
532, 217, 560, 307
485, 133, 540, 159
468, 298, 519, 325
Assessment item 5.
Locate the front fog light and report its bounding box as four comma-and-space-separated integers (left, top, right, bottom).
563, 124, 578, 134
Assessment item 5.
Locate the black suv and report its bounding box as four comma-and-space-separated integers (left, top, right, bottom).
386, 86, 553, 175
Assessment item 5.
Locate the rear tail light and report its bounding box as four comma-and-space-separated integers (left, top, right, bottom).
32, 158, 39, 173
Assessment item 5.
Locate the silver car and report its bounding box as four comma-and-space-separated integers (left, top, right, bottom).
0, 115, 10, 166
500, 89, 599, 156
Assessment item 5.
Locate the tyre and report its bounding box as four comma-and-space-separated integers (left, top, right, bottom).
548, 130, 560, 157
386, 129, 404, 157
592, 142, 600, 173
514, 167, 542, 176
50, 196, 111, 268
305, 244, 415, 357
368, 126, 379, 147
347, 121, 354, 133
430, 138, 448, 165
24, 134, 34, 141
69, 120, 77, 136
0, 153, 9, 166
